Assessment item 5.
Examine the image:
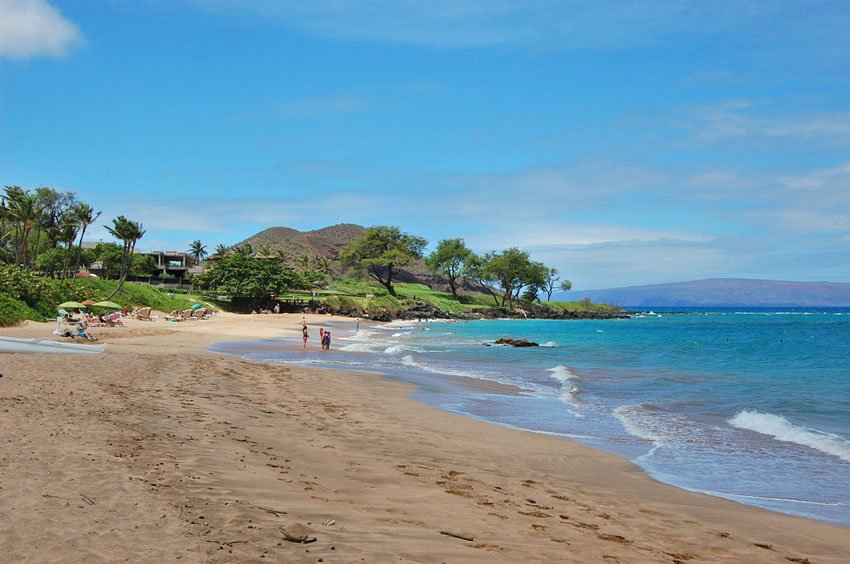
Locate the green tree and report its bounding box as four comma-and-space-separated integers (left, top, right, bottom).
105, 215, 146, 298
312, 255, 331, 275
57, 219, 79, 279
35, 247, 72, 278
233, 243, 253, 257
297, 252, 311, 272
487, 248, 547, 309
258, 243, 273, 259
33, 187, 77, 255
464, 252, 501, 307
93, 243, 124, 279
72, 202, 100, 282
209, 243, 229, 262
196, 252, 305, 301
543, 267, 560, 301
188, 239, 208, 262
426, 238, 472, 299
559, 280, 573, 293
4, 186, 45, 267
340, 226, 427, 297
274, 248, 290, 265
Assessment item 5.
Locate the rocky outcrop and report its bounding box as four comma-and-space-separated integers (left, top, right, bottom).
494, 338, 539, 347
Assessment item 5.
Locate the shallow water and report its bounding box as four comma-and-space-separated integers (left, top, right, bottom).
212, 308, 850, 526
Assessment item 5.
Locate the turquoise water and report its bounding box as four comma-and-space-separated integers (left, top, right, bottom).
213, 309, 850, 526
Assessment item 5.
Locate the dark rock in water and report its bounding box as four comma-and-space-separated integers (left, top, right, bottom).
494, 338, 539, 347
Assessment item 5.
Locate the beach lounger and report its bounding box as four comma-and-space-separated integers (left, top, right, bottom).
58, 308, 79, 323
181, 309, 195, 321
191, 307, 209, 319
135, 307, 153, 321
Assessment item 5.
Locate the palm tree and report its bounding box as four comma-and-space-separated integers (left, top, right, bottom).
4, 186, 44, 267
106, 215, 146, 298
275, 248, 290, 265
312, 255, 331, 275
58, 220, 79, 279
233, 242, 253, 257
298, 252, 311, 272
209, 243, 229, 262
188, 239, 208, 262
72, 203, 100, 282
258, 243, 273, 258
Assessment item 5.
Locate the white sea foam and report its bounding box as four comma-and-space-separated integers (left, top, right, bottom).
540, 341, 558, 347
400, 354, 497, 382
547, 365, 580, 383
381, 320, 419, 329
729, 410, 850, 463
613, 404, 668, 446
384, 344, 426, 355
339, 342, 383, 353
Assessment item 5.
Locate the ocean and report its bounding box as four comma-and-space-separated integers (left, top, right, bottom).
211, 308, 850, 526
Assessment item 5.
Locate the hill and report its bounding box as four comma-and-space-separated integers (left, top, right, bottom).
238, 224, 366, 275
236, 224, 453, 288
559, 278, 850, 308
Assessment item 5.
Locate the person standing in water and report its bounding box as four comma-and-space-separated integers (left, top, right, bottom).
302, 323, 309, 349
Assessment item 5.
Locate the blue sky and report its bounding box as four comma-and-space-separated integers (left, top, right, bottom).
1, 0, 849, 289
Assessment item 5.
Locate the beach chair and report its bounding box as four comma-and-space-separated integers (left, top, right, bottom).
58, 308, 79, 323
181, 308, 195, 321
135, 307, 153, 321
191, 307, 208, 320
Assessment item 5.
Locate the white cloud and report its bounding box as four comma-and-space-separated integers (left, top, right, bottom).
684, 101, 850, 146
0, 0, 81, 59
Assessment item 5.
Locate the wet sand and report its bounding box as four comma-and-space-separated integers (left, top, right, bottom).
1, 312, 847, 562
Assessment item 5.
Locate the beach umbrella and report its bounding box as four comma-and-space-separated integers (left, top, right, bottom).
93, 300, 122, 309
191, 303, 202, 310
58, 301, 86, 310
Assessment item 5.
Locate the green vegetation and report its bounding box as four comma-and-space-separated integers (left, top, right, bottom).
192, 249, 308, 307
339, 226, 427, 297
0, 262, 212, 326
426, 238, 472, 299
1, 184, 615, 325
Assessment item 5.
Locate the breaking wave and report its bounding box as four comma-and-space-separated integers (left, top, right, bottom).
729, 410, 850, 463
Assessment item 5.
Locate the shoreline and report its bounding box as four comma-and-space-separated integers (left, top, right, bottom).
1, 313, 848, 561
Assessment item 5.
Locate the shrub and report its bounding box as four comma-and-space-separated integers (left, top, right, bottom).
0, 295, 45, 326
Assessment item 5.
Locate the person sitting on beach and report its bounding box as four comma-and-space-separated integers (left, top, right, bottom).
76, 320, 97, 342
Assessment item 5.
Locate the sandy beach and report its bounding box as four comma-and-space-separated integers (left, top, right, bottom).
1, 313, 848, 562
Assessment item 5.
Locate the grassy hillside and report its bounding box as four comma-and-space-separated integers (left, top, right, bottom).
308, 279, 615, 318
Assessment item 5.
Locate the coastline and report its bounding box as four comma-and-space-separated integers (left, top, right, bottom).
1, 313, 848, 562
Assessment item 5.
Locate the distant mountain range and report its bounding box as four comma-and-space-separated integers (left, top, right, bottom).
560, 278, 850, 307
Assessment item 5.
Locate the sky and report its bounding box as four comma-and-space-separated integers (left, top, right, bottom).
1, 0, 849, 290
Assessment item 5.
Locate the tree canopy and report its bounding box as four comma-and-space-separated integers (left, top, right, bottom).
196, 252, 305, 299
426, 238, 472, 299
340, 226, 427, 297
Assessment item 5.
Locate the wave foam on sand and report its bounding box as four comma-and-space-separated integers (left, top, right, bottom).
729, 410, 850, 463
